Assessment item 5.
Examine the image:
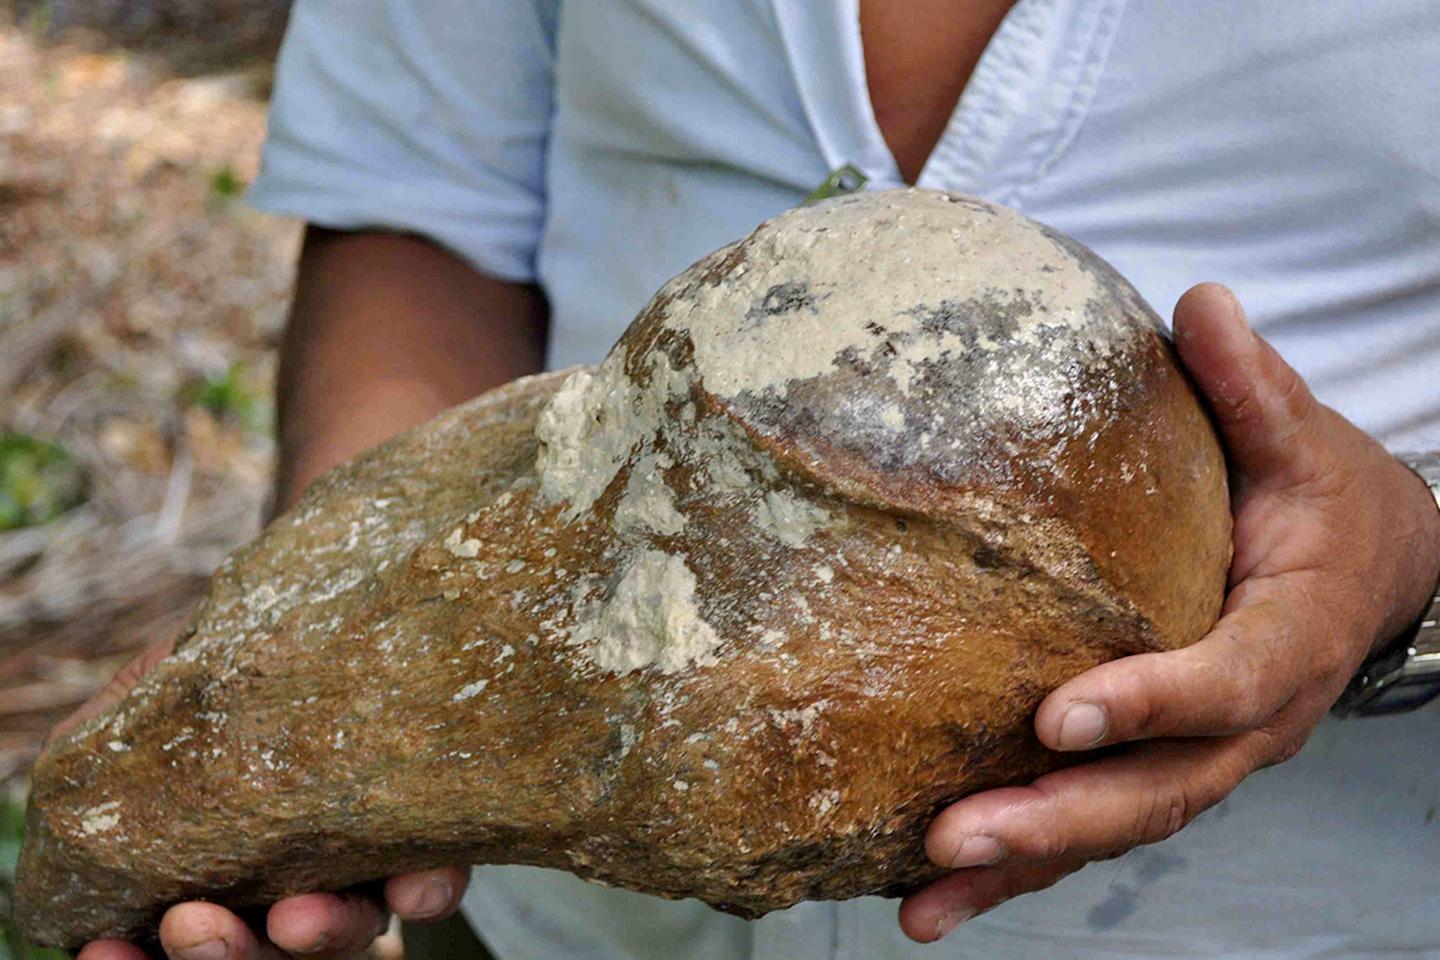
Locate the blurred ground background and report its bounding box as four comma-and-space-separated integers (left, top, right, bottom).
1, 1, 300, 952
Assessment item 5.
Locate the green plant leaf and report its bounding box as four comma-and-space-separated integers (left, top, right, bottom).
190, 362, 271, 433
208, 165, 246, 209
0, 432, 87, 532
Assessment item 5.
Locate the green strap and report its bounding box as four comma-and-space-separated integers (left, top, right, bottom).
802, 163, 868, 205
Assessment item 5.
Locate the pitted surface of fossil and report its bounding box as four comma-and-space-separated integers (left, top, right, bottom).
17, 190, 1231, 948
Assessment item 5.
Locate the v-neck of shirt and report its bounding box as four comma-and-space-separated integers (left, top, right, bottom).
771, 0, 1128, 204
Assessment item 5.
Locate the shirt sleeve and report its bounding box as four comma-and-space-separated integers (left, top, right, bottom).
247, 0, 556, 283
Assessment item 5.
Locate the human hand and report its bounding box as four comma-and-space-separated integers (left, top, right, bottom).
900, 282, 1440, 942
45, 641, 470, 960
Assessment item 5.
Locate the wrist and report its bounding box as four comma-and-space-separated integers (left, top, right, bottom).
1332, 452, 1440, 716
1380, 452, 1440, 654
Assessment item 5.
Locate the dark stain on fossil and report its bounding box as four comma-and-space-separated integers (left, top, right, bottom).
747, 281, 819, 327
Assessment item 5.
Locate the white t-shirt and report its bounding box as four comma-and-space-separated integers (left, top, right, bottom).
249, 2, 1440, 957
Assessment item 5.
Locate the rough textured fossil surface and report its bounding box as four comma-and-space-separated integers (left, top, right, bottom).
17, 189, 1231, 948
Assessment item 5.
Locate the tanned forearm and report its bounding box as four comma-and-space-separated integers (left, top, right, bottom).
273, 226, 548, 514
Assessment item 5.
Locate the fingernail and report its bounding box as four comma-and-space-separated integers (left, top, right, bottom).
1216, 286, 1257, 351
407, 876, 453, 918
1224, 287, 1251, 331
934, 905, 977, 940
948, 834, 1005, 868
293, 930, 332, 955
1057, 701, 1108, 750
175, 941, 228, 960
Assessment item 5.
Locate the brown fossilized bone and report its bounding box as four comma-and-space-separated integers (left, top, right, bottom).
16, 189, 1231, 948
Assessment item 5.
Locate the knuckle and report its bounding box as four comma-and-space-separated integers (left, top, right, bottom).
1223, 692, 1268, 731
1020, 781, 1073, 861
1255, 351, 1320, 453
40, 721, 65, 752
1127, 689, 1165, 739
1208, 658, 1262, 727
1312, 640, 1354, 692
1175, 651, 1258, 734
1131, 787, 1193, 847
1031, 826, 1070, 862
103, 674, 134, 702
1218, 665, 1271, 730
1218, 380, 1263, 428
1217, 627, 1294, 730
1253, 726, 1309, 770
1269, 362, 1312, 431
1266, 737, 1304, 768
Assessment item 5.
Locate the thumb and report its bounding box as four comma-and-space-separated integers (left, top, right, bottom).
1172, 282, 1323, 490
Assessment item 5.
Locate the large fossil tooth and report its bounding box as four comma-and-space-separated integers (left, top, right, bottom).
16, 189, 1230, 949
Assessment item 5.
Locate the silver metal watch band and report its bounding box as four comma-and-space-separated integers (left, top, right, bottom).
1332, 451, 1440, 718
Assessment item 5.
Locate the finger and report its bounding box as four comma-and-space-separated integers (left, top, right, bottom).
46, 637, 177, 749
158, 902, 284, 960
77, 940, 153, 960
383, 866, 470, 921
266, 892, 387, 958
897, 857, 1084, 943
1171, 282, 1325, 491
1035, 592, 1305, 749
925, 734, 1274, 871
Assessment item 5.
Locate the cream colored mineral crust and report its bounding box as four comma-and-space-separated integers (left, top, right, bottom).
533, 189, 1153, 677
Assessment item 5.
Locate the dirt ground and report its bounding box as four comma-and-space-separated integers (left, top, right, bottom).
0, 6, 299, 794
0, 11, 425, 956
